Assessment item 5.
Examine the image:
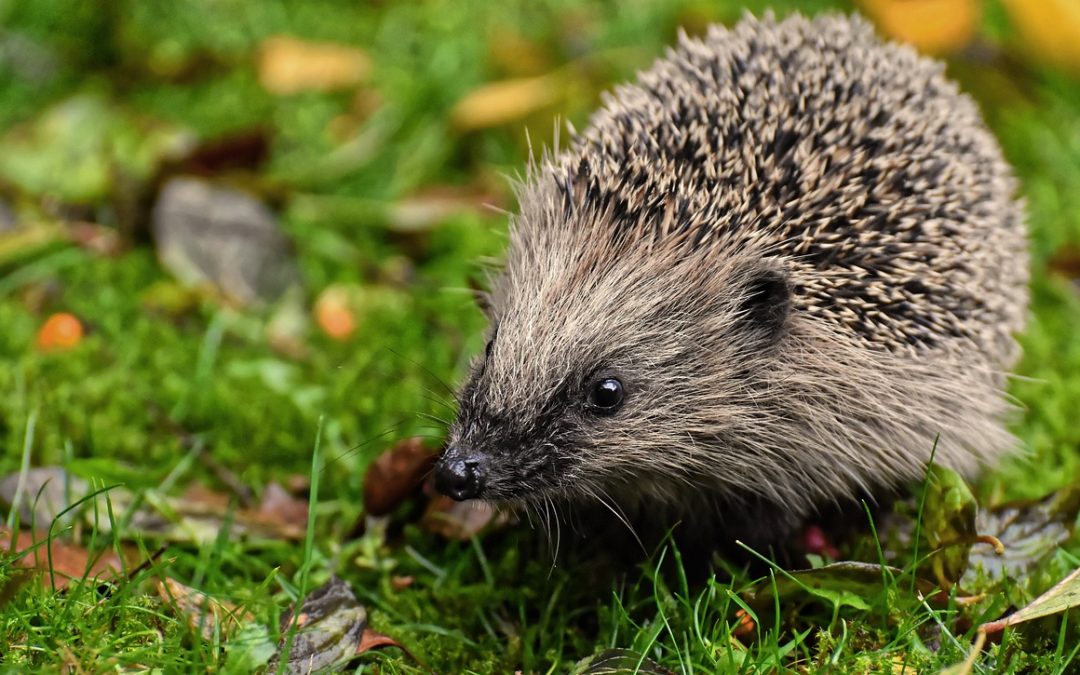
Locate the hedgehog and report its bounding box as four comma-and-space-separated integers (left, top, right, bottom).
432, 12, 1028, 552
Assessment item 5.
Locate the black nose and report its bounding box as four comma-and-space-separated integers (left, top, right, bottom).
434, 449, 485, 501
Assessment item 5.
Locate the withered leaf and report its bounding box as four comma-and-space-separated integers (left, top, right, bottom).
964, 481, 1080, 589
742, 561, 937, 610
362, 438, 437, 517
258, 36, 371, 95
157, 577, 254, 640
269, 576, 368, 674
981, 566, 1080, 634
573, 648, 675, 675
0, 528, 123, 590
421, 495, 510, 540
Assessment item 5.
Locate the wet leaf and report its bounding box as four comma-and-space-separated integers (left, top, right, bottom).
102, 483, 308, 543
964, 482, 1080, 589
421, 495, 510, 540
258, 36, 371, 95
981, 566, 1080, 634
450, 73, 567, 131
1001, 0, 1080, 74
362, 438, 437, 517
859, 0, 979, 56
157, 577, 254, 640
0, 528, 123, 590
573, 648, 675, 675
151, 176, 300, 306
269, 576, 368, 674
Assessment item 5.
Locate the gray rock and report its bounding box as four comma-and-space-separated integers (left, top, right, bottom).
152, 177, 299, 305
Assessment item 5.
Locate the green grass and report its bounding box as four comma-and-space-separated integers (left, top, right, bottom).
1, 0, 1079, 672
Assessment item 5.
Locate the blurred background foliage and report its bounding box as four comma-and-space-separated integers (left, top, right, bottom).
0, 0, 1079, 671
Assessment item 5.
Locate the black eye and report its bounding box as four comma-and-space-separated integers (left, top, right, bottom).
588, 378, 624, 414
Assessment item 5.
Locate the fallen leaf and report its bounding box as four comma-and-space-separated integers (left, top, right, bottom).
314, 286, 356, 341
980, 566, 1080, 634
860, 0, 979, 56
0, 528, 122, 589
387, 187, 500, 234
269, 576, 368, 674
742, 561, 938, 611
357, 626, 411, 657
573, 648, 675, 675
258, 36, 371, 95
67, 222, 124, 257
362, 438, 437, 517
257, 482, 309, 532
157, 577, 254, 640
389, 575, 414, 591
1047, 245, 1080, 282
421, 495, 510, 540
450, 73, 566, 131
35, 312, 84, 351
964, 481, 1080, 589
1001, 0, 1080, 74
105, 483, 307, 543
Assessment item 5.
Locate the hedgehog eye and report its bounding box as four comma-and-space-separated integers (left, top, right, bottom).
587, 378, 624, 414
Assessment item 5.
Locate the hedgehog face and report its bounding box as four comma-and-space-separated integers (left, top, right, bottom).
434, 241, 795, 509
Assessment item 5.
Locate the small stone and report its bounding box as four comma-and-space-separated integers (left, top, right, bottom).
152, 177, 299, 305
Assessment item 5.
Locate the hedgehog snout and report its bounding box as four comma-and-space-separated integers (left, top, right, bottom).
434, 446, 488, 501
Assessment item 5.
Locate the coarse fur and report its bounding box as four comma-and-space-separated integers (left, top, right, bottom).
438, 12, 1029, 551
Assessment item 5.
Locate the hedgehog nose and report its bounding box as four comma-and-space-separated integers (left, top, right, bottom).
434, 448, 486, 501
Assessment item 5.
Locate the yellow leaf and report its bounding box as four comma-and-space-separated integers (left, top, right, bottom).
1001, 0, 1080, 73
450, 73, 565, 131
860, 0, 980, 56
258, 36, 371, 95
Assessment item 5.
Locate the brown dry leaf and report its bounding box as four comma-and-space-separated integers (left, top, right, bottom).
860, 0, 980, 55
256, 482, 309, 532
1001, 0, 1080, 73
362, 438, 437, 517
421, 495, 510, 540
357, 626, 409, 655
121, 483, 306, 542
1048, 246, 1080, 281
258, 36, 371, 95
388, 186, 502, 233
0, 528, 122, 589
157, 577, 253, 639
450, 73, 566, 131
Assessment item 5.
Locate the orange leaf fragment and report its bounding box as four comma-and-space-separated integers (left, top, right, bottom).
314, 287, 357, 340
36, 312, 84, 351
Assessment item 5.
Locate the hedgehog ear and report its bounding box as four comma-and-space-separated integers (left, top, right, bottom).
738, 265, 791, 343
